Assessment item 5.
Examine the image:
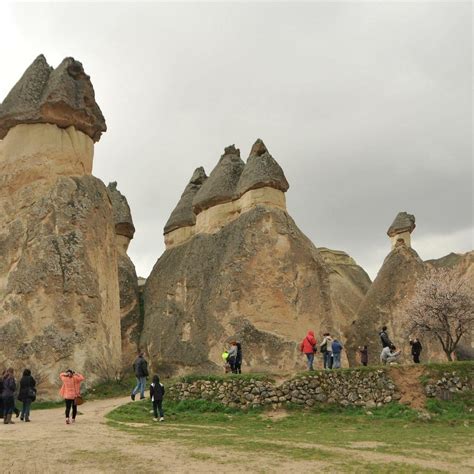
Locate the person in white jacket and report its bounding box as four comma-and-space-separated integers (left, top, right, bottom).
320, 333, 333, 369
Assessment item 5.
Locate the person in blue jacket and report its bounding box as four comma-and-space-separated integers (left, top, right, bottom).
331, 339, 344, 369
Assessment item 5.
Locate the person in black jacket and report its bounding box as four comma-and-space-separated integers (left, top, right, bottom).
131, 351, 149, 401
235, 342, 243, 374
379, 326, 392, 349
3, 368, 17, 424
18, 369, 36, 422
409, 337, 423, 364
150, 375, 165, 422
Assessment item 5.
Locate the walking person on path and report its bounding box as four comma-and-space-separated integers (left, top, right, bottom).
300, 330, 317, 371
59, 369, 85, 424
2, 368, 17, 424
131, 351, 149, 400
320, 333, 333, 369
18, 369, 36, 422
409, 337, 423, 364
379, 326, 392, 348
331, 338, 343, 369
150, 375, 165, 422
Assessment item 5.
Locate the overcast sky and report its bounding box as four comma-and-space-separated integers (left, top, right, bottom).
1, 2, 472, 279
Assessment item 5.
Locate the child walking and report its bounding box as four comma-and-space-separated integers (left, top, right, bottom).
150, 375, 165, 422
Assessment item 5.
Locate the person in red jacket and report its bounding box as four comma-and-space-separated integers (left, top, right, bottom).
300, 330, 317, 371
59, 369, 85, 424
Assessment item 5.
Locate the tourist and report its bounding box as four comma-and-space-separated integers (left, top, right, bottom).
380, 345, 401, 365
331, 339, 343, 368
235, 342, 243, 374
221, 349, 231, 373
300, 330, 317, 371
358, 345, 368, 366
59, 369, 85, 424
227, 342, 238, 373
131, 350, 149, 400
409, 337, 423, 364
2, 368, 16, 424
320, 333, 333, 369
18, 369, 36, 422
379, 326, 392, 348
150, 375, 165, 422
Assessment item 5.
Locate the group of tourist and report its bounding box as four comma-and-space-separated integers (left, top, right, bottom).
300, 326, 423, 370
300, 330, 345, 370
0, 368, 37, 424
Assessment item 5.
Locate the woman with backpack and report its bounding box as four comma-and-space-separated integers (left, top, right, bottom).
18, 369, 36, 422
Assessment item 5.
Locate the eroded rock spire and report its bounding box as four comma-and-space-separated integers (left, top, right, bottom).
0, 54, 106, 141
164, 167, 208, 234
237, 139, 289, 196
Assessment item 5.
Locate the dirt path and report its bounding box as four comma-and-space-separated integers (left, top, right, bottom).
388, 365, 427, 410
0, 397, 320, 473
0, 395, 469, 473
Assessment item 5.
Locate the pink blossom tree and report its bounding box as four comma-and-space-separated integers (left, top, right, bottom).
404, 267, 473, 361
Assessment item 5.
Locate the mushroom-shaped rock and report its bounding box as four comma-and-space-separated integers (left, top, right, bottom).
237, 139, 289, 196
387, 212, 416, 237
164, 167, 207, 234
0, 54, 106, 141
107, 182, 135, 239
192, 145, 245, 214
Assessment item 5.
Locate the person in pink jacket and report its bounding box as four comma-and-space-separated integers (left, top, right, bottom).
59, 369, 85, 424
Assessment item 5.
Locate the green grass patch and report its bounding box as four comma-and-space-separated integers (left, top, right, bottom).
426, 390, 474, 419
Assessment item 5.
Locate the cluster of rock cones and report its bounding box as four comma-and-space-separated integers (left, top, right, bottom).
0, 55, 472, 394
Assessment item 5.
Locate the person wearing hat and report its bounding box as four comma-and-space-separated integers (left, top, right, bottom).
59, 369, 85, 424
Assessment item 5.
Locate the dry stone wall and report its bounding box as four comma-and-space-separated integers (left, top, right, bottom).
168, 370, 402, 409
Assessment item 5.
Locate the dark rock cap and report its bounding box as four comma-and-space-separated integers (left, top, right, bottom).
387, 212, 416, 237
107, 182, 135, 239
192, 145, 245, 214
164, 167, 207, 234
0, 54, 106, 141
237, 139, 289, 196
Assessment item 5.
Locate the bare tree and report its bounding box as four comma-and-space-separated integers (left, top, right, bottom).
404, 267, 474, 361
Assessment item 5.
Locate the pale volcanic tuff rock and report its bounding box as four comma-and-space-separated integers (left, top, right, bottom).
107, 182, 141, 367
0, 55, 106, 142
0, 56, 120, 394
142, 142, 371, 375
164, 167, 207, 234
192, 145, 245, 214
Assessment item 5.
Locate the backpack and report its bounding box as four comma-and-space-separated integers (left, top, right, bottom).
320, 342, 327, 353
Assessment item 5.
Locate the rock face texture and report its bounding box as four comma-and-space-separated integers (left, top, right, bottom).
0, 55, 106, 142
347, 213, 473, 365
0, 56, 120, 394
107, 182, 141, 368
143, 141, 371, 375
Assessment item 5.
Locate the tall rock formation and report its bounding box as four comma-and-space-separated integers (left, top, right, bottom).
107, 182, 141, 368
142, 140, 371, 375
346, 212, 471, 364
0, 55, 121, 394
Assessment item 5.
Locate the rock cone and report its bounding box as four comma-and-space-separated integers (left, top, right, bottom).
0, 55, 106, 141
142, 141, 371, 375
237, 139, 289, 196
192, 145, 244, 214
164, 167, 207, 234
